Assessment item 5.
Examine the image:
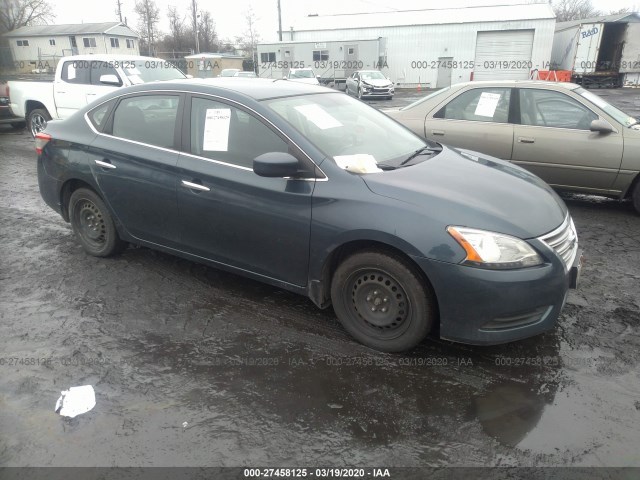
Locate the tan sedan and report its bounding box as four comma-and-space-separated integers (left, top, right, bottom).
386, 80, 640, 212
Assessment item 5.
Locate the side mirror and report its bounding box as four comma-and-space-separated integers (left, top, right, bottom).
253, 152, 300, 177
99, 74, 121, 86
590, 119, 613, 134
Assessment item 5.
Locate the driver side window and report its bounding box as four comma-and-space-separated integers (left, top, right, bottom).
519, 89, 597, 130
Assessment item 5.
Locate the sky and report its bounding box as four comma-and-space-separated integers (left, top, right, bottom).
48, 0, 638, 44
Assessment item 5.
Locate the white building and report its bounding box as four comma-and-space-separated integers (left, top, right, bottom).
279, 3, 556, 87
3, 22, 139, 72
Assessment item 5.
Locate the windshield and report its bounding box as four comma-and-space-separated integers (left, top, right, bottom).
291, 70, 314, 78
400, 87, 451, 111
264, 93, 431, 167
361, 71, 385, 81
122, 60, 186, 83
575, 87, 637, 127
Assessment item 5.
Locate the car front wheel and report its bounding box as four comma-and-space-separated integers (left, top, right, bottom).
632, 180, 640, 214
330, 250, 435, 352
69, 188, 127, 257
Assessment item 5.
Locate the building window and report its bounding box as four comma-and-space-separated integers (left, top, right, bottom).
83, 37, 97, 48
110, 37, 120, 48
260, 52, 276, 63
284, 50, 291, 57
49, 39, 56, 46
347, 47, 354, 55
17, 40, 29, 46
312, 50, 329, 61
69, 36, 77, 47
126, 38, 134, 49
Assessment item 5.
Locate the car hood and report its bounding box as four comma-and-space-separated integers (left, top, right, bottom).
361, 146, 567, 239
289, 77, 319, 84
362, 79, 393, 87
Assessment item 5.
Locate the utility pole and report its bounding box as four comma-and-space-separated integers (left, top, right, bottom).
116, 0, 123, 23
192, 0, 200, 53
277, 0, 282, 41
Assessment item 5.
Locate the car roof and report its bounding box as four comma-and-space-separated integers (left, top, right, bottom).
450, 80, 581, 90
129, 77, 334, 100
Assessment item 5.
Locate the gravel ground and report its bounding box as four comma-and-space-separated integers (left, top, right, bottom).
0, 89, 639, 469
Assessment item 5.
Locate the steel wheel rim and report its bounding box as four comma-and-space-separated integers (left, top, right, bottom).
30, 113, 47, 136
344, 268, 413, 340
75, 200, 106, 248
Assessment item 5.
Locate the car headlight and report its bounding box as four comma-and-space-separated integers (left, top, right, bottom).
447, 226, 543, 269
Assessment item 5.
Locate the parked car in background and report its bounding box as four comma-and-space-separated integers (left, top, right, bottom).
386, 80, 640, 212
0, 83, 25, 129
8, 54, 186, 136
285, 68, 320, 85
220, 69, 241, 77
234, 71, 257, 78
36, 78, 580, 352
346, 70, 394, 100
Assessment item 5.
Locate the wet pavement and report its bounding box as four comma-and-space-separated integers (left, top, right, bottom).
0, 89, 639, 469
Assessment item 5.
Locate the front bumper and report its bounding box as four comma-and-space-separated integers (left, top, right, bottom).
361, 85, 394, 97
412, 248, 575, 345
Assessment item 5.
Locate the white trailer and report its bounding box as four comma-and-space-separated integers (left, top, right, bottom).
551, 14, 640, 88
257, 38, 387, 89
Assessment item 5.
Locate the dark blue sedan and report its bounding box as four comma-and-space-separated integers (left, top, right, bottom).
36, 78, 581, 352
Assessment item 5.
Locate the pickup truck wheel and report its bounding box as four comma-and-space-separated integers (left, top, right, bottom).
632, 180, 640, 214
28, 108, 51, 137
330, 250, 435, 352
69, 188, 127, 257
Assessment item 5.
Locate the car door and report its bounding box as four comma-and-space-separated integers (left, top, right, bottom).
347, 72, 358, 95
86, 61, 123, 105
55, 60, 92, 118
424, 87, 515, 160
88, 93, 184, 247
511, 88, 623, 191
176, 95, 316, 286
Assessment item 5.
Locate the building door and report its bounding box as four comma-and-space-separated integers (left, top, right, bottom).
436, 57, 453, 87
344, 44, 358, 79
473, 30, 534, 80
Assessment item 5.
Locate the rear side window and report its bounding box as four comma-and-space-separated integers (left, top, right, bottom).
190, 97, 288, 168
435, 88, 511, 123
111, 95, 180, 149
61, 61, 90, 84
88, 101, 114, 131
519, 89, 598, 130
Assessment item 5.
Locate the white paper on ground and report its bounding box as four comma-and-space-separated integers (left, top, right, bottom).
203, 108, 231, 151
294, 104, 342, 129
55, 385, 96, 418
474, 92, 501, 117
334, 154, 382, 173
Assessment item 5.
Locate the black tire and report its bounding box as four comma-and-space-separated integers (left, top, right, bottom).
68, 188, 127, 257
632, 180, 640, 214
27, 108, 51, 137
330, 250, 435, 352
10, 122, 26, 130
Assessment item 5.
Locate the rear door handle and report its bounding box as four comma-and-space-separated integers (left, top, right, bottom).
431, 130, 445, 136
181, 180, 210, 192
518, 137, 535, 144
95, 159, 116, 169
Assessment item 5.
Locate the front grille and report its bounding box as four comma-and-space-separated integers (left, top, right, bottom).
539, 215, 578, 270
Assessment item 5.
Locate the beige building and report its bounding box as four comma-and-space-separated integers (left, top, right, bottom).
184, 53, 245, 78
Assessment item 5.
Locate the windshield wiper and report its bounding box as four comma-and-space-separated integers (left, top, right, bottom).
399, 145, 442, 166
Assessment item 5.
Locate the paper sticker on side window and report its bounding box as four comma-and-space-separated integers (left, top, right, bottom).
203, 108, 231, 151
474, 92, 501, 117
294, 104, 343, 129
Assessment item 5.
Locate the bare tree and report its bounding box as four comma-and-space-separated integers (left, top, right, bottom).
552, 0, 601, 22
198, 10, 217, 52
134, 0, 161, 56
166, 5, 186, 51
235, 7, 261, 68
0, 0, 55, 34
608, 7, 635, 15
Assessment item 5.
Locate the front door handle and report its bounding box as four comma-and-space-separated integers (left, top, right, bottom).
181, 180, 210, 192
518, 136, 535, 144
95, 159, 116, 169
431, 130, 445, 136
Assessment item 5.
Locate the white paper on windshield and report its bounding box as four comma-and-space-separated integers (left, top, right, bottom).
334, 154, 382, 174
128, 75, 143, 85
294, 104, 342, 129
126, 67, 142, 75
474, 92, 501, 117
67, 64, 76, 80
203, 108, 231, 151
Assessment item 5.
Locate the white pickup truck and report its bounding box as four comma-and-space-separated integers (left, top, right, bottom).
9, 54, 187, 136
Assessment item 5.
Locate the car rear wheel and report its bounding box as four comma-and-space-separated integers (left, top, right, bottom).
69, 188, 127, 257
330, 250, 435, 352
27, 108, 51, 137
632, 180, 640, 214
